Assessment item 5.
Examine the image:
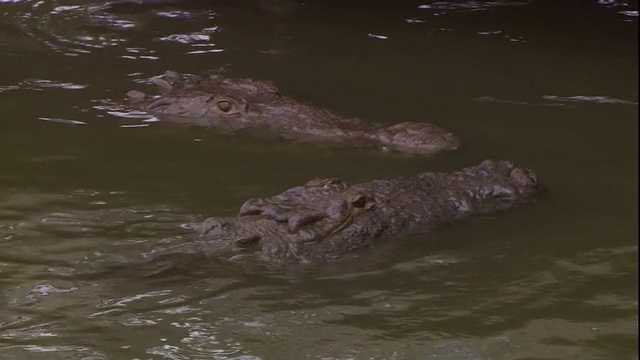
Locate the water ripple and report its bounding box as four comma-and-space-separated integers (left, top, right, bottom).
4, 0, 221, 58
0, 188, 198, 266
0, 345, 107, 359
474, 95, 638, 107
10, 1, 129, 56
543, 95, 639, 105
418, 1, 529, 13
0, 78, 86, 93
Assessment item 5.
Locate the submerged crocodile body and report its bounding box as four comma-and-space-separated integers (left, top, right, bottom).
149, 160, 541, 264
127, 71, 460, 155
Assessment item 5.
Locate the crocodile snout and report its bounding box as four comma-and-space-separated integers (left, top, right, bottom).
375, 122, 460, 155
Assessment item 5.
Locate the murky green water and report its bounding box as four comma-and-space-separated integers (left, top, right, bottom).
0, 0, 637, 359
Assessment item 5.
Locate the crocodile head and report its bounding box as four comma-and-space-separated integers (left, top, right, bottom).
126, 71, 460, 155
127, 70, 282, 124
195, 160, 541, 264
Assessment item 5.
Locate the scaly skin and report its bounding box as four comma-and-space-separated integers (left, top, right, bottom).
148, 160, 542, 264
126, 71, 460, 155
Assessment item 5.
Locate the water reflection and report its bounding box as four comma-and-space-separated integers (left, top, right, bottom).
0, 78, 86, 93
474, 94, 639, 106
542, 95, 639, 105
418, 0, 529, 12
9, 1, 129, 55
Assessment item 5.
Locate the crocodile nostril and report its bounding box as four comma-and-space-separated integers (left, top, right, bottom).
287, 212, 326, 233
525, 169, 538, 186
510, 167, 539, 188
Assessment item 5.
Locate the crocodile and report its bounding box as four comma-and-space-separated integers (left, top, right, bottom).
126, 71, 460, 155
146, 160, 542, 264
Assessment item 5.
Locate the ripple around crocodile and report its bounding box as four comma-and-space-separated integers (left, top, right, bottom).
140, 160, 542, 265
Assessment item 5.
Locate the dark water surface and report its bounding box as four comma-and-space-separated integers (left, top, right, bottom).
0, 0, 637, 359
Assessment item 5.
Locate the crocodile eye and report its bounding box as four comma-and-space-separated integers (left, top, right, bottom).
351, 194, 367, 208
217, 100, 233, 112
